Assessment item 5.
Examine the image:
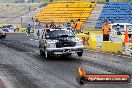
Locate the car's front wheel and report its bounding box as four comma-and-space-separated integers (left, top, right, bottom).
40, 50, 49, 59
40, 50, 44, 56
3, 35, 6, 39
77, 51, 83, 57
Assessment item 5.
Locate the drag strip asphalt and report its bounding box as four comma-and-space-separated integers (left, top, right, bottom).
0, 33, 132, 88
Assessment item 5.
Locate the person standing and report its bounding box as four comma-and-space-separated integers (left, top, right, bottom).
26, 24, 31, 37
45, 23, 49, 28
75, 19, 82, 34
50, 22, 56, 28
102, 21, 111, 41
70, 20, 75, 29
63, 20, 68, 27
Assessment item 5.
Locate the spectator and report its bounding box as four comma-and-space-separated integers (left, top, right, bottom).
45, 23, 49, 28
74, 19, 83, 34
115, 24, 122, 35
63, 20, 68, 27
32, 17, 34, 22
129, 34, 132, 42
26, 24, 31, 37
102, 21, 111, 41
50, 22, 56, 28
28, 6, 31, 12
89, 4, 92, 8
63, 20, 71, 28
70, 20, 75, 28
67, 22, 71, 28
115, 28, 122, 35
38, 21, 41, 27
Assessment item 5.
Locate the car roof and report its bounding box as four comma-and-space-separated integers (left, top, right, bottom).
47, 28, 67, 31
109, 23, 132, 25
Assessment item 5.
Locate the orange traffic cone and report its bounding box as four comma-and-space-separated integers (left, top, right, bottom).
124, 28, 129, 43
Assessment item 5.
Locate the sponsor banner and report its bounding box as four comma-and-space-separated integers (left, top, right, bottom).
77, 74, 130, 85
84, 74, 130, 83
0, 24, 23, 33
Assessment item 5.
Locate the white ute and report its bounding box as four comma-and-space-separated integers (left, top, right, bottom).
39, 28, 84, 58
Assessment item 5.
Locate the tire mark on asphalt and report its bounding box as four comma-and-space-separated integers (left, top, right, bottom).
0, 43, 78, 88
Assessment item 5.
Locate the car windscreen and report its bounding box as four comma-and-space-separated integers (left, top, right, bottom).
45, 30, 74, 39
126, 25, 132, 31
112, 25, 124, 32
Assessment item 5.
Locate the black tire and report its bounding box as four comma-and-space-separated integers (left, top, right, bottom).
40, 50, 50, 59
40, 50, 45, 56
0, 36, 5, 40
77, 51, 83, 57
3, 35, 6, 39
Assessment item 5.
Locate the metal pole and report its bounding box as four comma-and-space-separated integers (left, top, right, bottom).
21, 16, 22, 27
34, 19, 36, 38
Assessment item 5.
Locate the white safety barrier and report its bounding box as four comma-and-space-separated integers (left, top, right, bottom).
93, 34, 103, 48
125, 43, 132, 56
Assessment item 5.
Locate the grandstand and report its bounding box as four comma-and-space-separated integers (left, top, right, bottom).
1, 0, 132, 29
34, 1, 96, 23
53, 0, 132, 2
95, 2, 132, 29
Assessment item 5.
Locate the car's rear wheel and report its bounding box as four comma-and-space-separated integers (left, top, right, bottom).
77, 51, 83, 57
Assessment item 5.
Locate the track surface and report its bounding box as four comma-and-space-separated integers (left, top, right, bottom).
0, 33, 132, 88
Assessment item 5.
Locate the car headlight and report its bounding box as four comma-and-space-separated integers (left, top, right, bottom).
46, 40, 57, 48
47, 43, 56, 48
76, 41, 83, 46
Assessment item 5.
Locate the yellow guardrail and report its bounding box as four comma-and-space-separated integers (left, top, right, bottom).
75, 31, 131, 56
101, 41, 122, 54
124, 43, 132, 56
22, 28, 34, 33
83, 30, 102, 34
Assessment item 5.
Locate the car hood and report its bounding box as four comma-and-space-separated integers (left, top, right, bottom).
47, 37, 81, 43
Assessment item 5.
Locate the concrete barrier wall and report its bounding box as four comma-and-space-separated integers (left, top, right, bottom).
83, 30, 102, 34
75, 33, 97, 50
76, 32, 131, 56
101, 41, 122, 54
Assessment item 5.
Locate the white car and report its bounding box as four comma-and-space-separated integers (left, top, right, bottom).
39, 28, 84, 58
